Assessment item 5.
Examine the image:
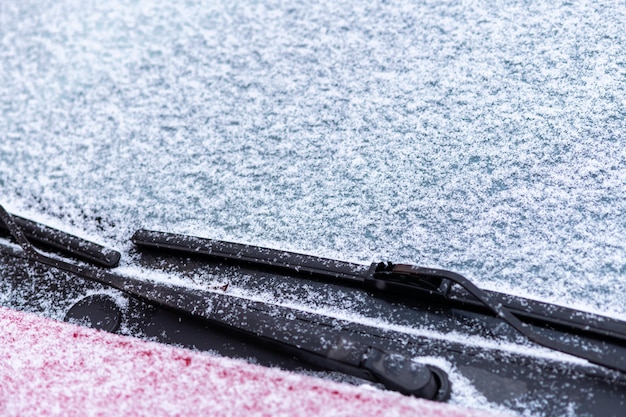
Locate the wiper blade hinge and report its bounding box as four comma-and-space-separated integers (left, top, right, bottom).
372, 263, 626, 374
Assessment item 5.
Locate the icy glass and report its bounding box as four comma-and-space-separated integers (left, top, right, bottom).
1, 0, 624, 346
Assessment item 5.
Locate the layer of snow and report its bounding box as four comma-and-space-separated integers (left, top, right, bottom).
1, 0, 624, 315
0, 1, 625, 415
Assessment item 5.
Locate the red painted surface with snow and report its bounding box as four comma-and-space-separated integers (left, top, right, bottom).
0, 307, 497, 416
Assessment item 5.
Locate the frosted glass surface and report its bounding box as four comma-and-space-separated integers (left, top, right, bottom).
1, 1, 625, 317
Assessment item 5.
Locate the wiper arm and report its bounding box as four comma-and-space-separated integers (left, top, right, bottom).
0, 206, 450, 401
0, 211, 120, 267
132, 229, 626, 374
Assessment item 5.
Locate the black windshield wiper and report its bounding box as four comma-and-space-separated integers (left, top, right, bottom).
7, 208, 626, 415
0, 211, 120, 267
132, 229, 626, 374
0, 205, 450, 401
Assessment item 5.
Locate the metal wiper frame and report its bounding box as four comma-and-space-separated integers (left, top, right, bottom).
132, 228, 626, 374
0, 205, 450, 401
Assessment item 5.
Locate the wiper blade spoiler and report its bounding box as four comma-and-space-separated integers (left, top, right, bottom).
132, 229, 626, 374
0, 211, 120, 268
131, 229, 368, 283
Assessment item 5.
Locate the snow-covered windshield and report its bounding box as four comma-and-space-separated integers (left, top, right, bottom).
1, 1, 625, 413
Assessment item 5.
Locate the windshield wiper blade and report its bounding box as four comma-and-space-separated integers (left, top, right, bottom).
131, 229, 369, 282
132, 229, 626, 374
0, 205, 450, 401
0, 211, 120, 267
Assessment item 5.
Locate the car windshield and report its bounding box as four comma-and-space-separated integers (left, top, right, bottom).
1, 1, 625, 415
